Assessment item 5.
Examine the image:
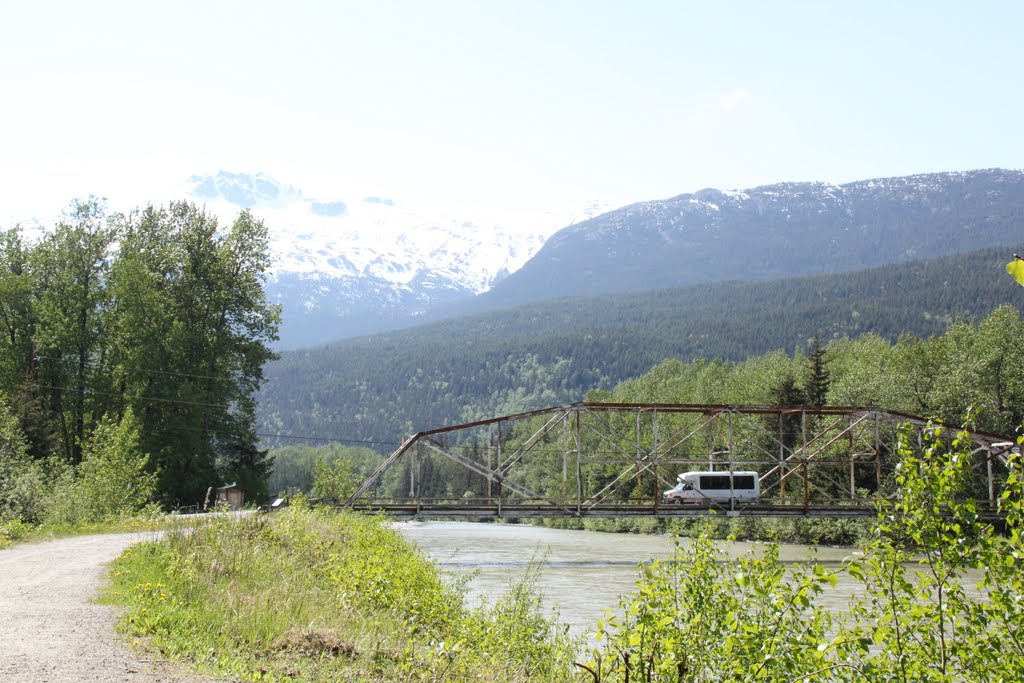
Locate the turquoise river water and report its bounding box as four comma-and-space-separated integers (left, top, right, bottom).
396, 520, 867, 640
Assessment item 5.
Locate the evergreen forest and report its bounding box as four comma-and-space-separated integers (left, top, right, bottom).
259, 247, 1022, 454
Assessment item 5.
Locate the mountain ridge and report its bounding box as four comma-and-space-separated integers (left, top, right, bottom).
467, 168, 1024, 313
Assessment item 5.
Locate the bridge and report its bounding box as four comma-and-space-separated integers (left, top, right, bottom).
341, 403, 1018, 520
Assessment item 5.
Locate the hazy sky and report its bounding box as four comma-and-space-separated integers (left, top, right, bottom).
2, 1, 1022, 225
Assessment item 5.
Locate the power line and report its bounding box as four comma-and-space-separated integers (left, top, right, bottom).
28, 382, 229, 410
255, 432, 400, 448
24, 380, 400, 449
34, 354, 236, 384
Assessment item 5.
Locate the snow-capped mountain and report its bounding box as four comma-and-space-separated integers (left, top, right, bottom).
187, 171, 610, 348
474, 168, 1024, 311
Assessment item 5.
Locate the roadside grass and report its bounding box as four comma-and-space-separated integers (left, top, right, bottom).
0, 508, 196, 549
103, 505, 582, 682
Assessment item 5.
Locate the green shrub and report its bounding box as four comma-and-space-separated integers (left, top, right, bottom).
106, 508, 581, 682
78, 409, 158, 519
587, 536, 843, 683
0, 518, 31, 548
0, 397, 46, 524
40, 410, 158, 527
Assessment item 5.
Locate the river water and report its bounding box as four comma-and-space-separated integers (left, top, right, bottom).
396, 521, 863, 640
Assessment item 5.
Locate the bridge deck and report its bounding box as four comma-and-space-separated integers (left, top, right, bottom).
340, 501, 1004, 520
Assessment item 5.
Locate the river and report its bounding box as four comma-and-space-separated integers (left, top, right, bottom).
396, 521, 863, 640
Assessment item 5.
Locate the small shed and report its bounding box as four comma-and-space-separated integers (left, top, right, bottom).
215, 483, 245, 511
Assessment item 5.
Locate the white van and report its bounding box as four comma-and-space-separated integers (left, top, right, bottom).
663, 471, 759, 504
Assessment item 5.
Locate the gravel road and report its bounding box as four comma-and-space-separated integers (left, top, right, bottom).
0, 533, 226, 683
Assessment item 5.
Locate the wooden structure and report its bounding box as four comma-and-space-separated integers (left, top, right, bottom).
215, 483, 245, 511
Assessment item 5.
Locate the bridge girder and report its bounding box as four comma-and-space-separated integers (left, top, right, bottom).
343, 403, 1016, 519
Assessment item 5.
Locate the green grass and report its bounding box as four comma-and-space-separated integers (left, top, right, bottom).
103, 505, 582, 682
0, 509, 190, 549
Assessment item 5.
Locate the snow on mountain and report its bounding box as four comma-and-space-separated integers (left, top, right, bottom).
190, 170, 606, 293
186, 171, 611, 347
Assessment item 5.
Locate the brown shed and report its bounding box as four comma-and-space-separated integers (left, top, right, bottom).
215, 483, 245, 511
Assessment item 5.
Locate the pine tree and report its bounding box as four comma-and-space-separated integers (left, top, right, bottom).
771, 373, 806, 456
804, 335, 830, 406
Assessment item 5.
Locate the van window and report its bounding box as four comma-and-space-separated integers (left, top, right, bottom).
733, 475, 755, 490
699, 475, 732, 490
697, 474, 755, 490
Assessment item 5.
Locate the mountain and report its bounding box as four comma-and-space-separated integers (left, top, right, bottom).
192, 169, 1023, 348
256, 246, 1023, 450
467, 169, 1024, 311
186, 171, 610, 347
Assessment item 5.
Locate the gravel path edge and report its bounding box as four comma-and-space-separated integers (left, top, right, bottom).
0, 532, 227, 683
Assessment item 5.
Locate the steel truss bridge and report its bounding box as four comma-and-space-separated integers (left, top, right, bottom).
341, 403, 1018, 520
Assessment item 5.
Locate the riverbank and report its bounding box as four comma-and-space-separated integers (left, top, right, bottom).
104, 484, 1024, 683
105, 506, 582, 682
532, 512, 871, 546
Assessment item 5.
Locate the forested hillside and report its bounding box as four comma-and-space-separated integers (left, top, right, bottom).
267, 302, 1024, 509
600, 304, 1024, 436
258, 246, 1021, 450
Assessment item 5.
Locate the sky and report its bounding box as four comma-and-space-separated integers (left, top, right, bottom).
2, 1, 1022, 229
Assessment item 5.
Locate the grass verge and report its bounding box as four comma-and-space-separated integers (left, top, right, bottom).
103, 504, 582, 682
0, 509, 193, 549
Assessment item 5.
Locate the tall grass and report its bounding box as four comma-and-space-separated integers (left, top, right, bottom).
105, 505, 581, 682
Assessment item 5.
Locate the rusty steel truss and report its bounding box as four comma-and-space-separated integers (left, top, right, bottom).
343, 403, 1018, 519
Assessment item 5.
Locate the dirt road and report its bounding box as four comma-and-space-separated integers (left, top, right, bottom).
0, 533, 224, 683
